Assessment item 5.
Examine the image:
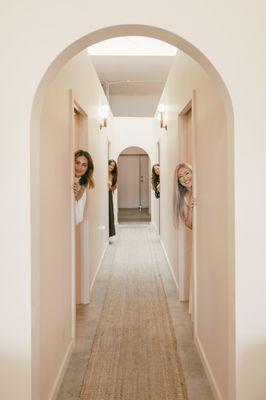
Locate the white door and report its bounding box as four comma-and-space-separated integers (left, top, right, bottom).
178, 107, 193, 303
74, 109, 82, 305
118, 154, 150, 209
156, 141, 161, 234
118, 155, 140, 208
140, 155, 149, 208
74, 105, 89, 306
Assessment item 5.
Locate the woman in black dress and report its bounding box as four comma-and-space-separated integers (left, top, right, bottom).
151, 163, 160, 199
108, 159, 118, 237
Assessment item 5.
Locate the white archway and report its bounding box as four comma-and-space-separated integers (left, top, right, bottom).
30, 24, 235, 400
117, 146, 151, 221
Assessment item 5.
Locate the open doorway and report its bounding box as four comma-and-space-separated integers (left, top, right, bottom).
72, 96, 90, 307
178, 100, 194, 316
30, 25, 235, 400
156, 140, 161, 234
117, 146, 151, 223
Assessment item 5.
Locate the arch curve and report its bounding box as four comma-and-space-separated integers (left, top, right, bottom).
30, 23, 235, 400
118, 145, 150, 159
31, 24, 234, 126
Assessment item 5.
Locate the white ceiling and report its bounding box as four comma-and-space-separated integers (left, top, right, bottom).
87, 36, 177, 56
90, 56, 174, 95
88, 38, 177, 117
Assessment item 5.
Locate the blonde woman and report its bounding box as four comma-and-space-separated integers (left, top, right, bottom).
174, 162, 195, 229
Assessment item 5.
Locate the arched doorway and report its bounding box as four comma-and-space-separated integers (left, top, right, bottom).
30, 25, 235, 400
118, 146, 151, 223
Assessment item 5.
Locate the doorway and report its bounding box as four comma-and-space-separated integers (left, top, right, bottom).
117, 146, 151, 223
178, 101, 194, 314
32, 25, 233, 400
156, 140, 161, 234
72, 97, 90, 307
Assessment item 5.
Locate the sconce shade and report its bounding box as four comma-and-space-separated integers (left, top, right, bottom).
157, 104, 167, 130
99, 105, 109, 119
158, 104, 165, 113
99, 105, 109, 130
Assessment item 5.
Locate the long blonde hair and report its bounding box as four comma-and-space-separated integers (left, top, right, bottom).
173, 162, 192, 227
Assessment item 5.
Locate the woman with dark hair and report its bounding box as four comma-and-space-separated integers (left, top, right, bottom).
73, 150, 95, 224
151, 163, 160, 198
108, 159, 117, 238
174, 162, 195, 229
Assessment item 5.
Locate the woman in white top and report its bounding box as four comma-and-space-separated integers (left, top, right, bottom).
174, 162, 195, 229
73, 150, 95, 224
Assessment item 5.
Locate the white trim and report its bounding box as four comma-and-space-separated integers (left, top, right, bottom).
177, 226, 186, 300
81, 219, 90, 304
191, 90, 198, 334
89, 241, 109, 292
48, 338, 75, 400
160, 239, 179, 293
194, 335, 223, 400
69, 90, 76, 339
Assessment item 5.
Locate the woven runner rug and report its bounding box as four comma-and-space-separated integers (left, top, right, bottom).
80, 226, 187, 400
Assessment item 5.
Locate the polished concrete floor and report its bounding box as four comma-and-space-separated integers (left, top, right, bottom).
118, 208, 151, 223
57, 225, 214, 400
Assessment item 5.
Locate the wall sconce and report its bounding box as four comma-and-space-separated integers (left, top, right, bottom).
158, 104, 167, 131
99, 105, 109, 130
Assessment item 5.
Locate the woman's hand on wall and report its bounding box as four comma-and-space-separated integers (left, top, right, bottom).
189, 197, 196, 208
73, 182, 79, 197
73, 183, 85, 201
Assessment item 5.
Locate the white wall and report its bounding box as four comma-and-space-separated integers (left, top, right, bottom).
39, 50, 110, 400
1, 2, 266, 400
158, 50, 231, 399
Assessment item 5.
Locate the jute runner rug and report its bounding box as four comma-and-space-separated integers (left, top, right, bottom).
80, 226, 187, 400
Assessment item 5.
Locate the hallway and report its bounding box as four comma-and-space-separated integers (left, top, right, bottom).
4, 2, 266, 399
57, 225, 213, 400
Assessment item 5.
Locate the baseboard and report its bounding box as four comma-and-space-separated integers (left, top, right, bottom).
49, 338, 75, 400
90, 240, 109, 293
194, 334, 223, 400
160, 239, 179, 293
48, 242, 108, 399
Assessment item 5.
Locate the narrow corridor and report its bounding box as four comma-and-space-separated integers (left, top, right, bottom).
57, 225, 213, 400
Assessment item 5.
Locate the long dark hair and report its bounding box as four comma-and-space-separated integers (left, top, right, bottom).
109, 159, 118, 186
75, 150, 95, 189
152, 163, 160, 190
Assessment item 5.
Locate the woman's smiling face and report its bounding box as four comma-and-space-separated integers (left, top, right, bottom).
75, 156, 88, 177
109, 162, 115, 172
177, 167, 192, 189
154, 165, 160, 175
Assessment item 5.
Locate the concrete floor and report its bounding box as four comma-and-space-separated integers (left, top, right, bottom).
57, 225, 214, 400
118, 207, 151, 223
